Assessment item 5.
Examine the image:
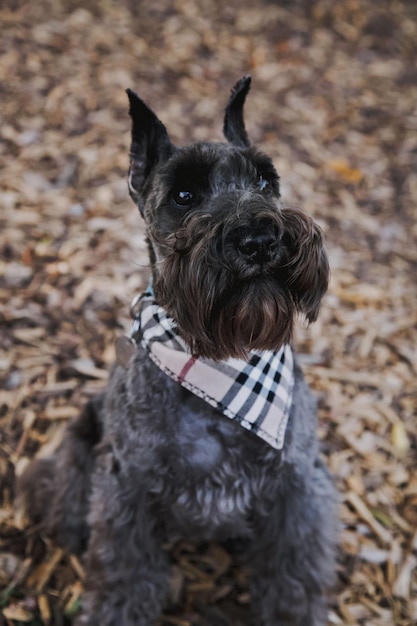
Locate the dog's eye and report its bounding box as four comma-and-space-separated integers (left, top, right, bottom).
173, 190, 194, 206
257, 176, 269, 191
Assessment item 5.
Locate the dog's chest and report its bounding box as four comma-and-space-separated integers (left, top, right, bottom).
170, 386, 274, 473
152, 388, 277, 539
122, 352, 281, 539
173, 390, 230, 470
129, 352, 269, 473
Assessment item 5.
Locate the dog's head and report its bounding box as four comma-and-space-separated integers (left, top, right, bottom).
126, 77, 329, 360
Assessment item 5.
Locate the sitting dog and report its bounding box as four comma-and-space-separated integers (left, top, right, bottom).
18, 77, 338, 626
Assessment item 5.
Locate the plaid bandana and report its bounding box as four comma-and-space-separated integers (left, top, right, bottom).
133, 295, 294, 450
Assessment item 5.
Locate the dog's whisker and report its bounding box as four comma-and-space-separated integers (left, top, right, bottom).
129, 259, 153, 270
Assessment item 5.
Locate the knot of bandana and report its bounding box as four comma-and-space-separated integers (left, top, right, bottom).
133, 295, 294, 450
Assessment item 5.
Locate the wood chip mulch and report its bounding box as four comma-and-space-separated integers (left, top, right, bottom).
1, 1, 416, 624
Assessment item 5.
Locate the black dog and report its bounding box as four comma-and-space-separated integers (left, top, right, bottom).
18, 77, 338, 626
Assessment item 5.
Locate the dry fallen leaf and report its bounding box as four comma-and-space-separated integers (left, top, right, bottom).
326, 159, 364, 184
391, 421, 410, 457
2, 604, 34, 622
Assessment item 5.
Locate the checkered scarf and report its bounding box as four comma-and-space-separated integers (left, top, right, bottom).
134, 295, 294, 450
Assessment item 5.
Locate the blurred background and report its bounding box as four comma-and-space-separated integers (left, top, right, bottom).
0, 0, 416, 624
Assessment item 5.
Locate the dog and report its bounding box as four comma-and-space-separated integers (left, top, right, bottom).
18, 76, 338, 626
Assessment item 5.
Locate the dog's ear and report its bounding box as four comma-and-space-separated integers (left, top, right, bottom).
126, 89, 174, 213
223, 76, 251, 148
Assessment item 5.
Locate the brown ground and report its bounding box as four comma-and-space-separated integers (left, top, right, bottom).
1, 0, 416, 625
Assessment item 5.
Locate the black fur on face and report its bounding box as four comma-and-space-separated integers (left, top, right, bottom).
127, 78, 329, 360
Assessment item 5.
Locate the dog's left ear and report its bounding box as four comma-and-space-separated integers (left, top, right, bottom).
223, 76, 252, 148
126, 89, 174, 214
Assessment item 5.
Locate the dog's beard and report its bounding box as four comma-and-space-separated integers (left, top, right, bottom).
152, 208, 328, 361
156, 271, 294, 360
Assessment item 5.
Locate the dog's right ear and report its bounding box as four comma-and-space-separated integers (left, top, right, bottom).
126, 89, 174, 214
223, 76, 251, 148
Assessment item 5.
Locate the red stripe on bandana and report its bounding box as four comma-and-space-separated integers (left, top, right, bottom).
178, 356, 196, 383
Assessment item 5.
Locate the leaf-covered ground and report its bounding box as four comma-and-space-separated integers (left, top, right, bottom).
1, 1, 416, 624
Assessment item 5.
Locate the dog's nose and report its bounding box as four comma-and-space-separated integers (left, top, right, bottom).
237, 232, 277, 264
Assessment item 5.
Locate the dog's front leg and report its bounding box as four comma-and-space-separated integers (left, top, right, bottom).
248, 460, 337, 626
75, 447, 169, 626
